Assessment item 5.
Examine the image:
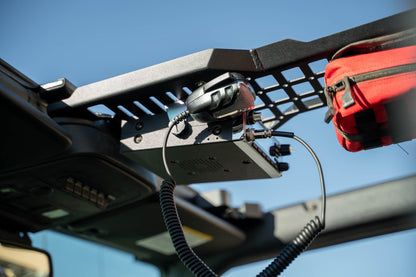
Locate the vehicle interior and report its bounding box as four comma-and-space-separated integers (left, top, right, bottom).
0, 8, 415, 277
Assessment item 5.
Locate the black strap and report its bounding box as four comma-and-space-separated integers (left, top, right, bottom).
332, 28, 416, 60
337, 91, 416, 149
337, 109, 386, 149
354, 109, 383, 149
336, 127, 365, 142
385, 90, 416, 143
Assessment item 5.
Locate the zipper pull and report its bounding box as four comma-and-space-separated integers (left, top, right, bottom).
341, 76, 355, 108
323, 86, 335, 123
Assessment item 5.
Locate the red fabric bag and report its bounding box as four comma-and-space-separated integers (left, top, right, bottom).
324, 30, 416, 152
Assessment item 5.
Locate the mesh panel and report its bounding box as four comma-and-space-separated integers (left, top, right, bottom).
249, 61, 327, 129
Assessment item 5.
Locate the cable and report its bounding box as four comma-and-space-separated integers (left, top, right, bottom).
160, 114, 326, 277
245, 129, 326, 228
160, 110, 218, 277
161, 111, 190, 182
291, 135, 326, 227
257, 217, 323, 277
256, 131, 326, 277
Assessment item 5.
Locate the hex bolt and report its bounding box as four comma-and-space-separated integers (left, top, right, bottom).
134, 134, 143, 144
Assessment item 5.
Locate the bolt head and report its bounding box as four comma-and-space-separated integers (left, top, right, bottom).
135, 121, 143, 130
212, 126, 222, 135
134, 134, 143, 143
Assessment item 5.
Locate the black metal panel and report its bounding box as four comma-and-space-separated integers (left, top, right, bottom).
47, 49, 256, 119
0, 61, 72, 173
47, 10, 415, 130
121, 115, 281, 184
253, 9, 416, 71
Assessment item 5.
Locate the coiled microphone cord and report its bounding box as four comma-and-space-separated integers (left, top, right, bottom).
160, 111, 218, 277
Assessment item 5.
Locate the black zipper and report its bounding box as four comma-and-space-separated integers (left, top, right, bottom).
328, 63, 416, 109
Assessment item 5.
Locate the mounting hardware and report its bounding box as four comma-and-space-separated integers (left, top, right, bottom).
172, 120, 191, 138
134, 134, 143, 144
239, 203, 263, 219
40, 78, 76, 103
277, 162, 289, 172
135, 121, 143, 130
269, 144, 292, 157
247, 111, 263, 125
212, 126, 222, 135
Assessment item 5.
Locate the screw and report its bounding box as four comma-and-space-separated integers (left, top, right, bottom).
134, 134, 143, 144
135, 121, 143, 130
212, 126, 221, 135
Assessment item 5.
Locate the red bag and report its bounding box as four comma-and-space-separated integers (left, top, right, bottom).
324, 30, 416, 152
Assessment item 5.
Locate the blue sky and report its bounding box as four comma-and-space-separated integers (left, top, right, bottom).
1, 0, 415, 276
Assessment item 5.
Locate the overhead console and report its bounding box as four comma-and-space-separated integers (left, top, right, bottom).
0, 60, 157, 232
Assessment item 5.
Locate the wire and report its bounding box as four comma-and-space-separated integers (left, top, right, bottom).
160, 110, 218, 277
160, 113, 326, 277
256, 131, 326, 276
160, 180, 218, 277
291, 135, 326, 227
162, 110, 191, 182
